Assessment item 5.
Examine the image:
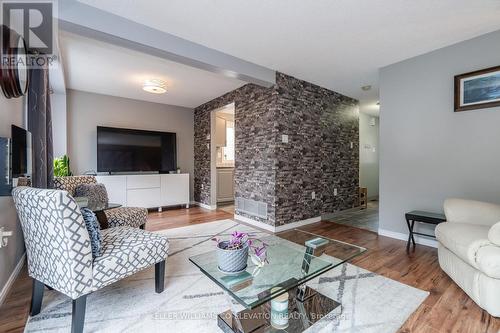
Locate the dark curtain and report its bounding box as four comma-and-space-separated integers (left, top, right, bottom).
28, 60, 53, 189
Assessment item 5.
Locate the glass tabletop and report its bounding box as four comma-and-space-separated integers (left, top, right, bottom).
189, 229, 366, 309
406, 210, 446, 220
76, 199, 121, 212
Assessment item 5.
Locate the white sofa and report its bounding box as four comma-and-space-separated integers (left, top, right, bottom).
436, 198, 500, 317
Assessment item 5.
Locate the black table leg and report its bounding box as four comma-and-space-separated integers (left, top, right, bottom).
406, 218, 416, 253
95, 211, 109, 229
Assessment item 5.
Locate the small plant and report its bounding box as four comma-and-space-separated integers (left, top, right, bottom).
213, 231, 269, 263
54, 155, 72, 177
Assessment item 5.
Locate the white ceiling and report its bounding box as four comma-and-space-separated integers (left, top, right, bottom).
59, 31, 246, 108
78, 0, 500, 110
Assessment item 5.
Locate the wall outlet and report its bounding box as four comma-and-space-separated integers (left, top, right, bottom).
334, 188, 338, 196
206, 134, 211, 140
350, 142, 354, 149
0, 227, 13, 249
311, 191, 316, 199
281, 134, 289, 143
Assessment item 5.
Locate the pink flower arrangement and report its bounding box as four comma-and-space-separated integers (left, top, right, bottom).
212, 231, 269, 263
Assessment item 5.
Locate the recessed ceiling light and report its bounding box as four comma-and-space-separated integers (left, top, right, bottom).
376, 101, 380, 106
143, 79, 167, 94
361, 85, 372, 91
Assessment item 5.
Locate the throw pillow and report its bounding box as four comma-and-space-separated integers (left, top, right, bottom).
80, 207, 103, 258
75, 183, 109, 207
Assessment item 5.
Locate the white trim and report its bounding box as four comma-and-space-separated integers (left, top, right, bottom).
194, 201, 217, 210
234, 214, 322, 233
0, 253, 26, 306
234, 214, 275, 232
378, 228, 438, 248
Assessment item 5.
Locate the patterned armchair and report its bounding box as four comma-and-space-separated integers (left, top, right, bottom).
53, 176, 148, 229
12, 187, 169, 333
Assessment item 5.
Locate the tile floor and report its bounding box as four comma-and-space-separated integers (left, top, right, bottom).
326, 200, 379, 232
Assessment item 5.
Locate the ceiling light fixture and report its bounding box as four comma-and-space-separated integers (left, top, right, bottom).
143, 79, 167, 94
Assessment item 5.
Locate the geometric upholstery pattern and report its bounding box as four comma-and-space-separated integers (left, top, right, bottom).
12, 187, 94, 299
12, 187, 169, 300
54, 175, 148, 229
93, 227, 169, 289
105, 207, 148, 229
53, 175, 96, 197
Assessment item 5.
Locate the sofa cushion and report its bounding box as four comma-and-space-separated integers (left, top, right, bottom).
92, 227, 169, 289
488, 222, 500, 246
435, 222, 491, 270
105, 207, 148, 228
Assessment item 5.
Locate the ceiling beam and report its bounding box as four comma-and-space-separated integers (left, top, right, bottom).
58, 0, 275, 88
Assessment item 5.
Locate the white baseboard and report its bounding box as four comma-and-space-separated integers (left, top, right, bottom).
378, 228, 438, 248
0, 253, 26, 306
234, 214, 321, 233
194, 201, 217, 210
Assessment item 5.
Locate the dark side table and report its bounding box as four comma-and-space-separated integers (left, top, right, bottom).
405, 210, 446, 252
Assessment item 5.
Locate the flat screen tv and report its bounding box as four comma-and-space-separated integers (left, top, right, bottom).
11, 125, 32, 178
97, 126, 176, 173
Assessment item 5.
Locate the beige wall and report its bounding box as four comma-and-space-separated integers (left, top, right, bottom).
67, 90, 195, 199
0, 95, 25, 302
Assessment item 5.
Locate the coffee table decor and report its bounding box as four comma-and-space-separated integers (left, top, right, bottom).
213, 231, 268, 275
190, 229, 366, 333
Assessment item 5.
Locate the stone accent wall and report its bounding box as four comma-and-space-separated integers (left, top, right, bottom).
194, 84, 277, 225
274, 73, 359, 226
194, 72, 359, 226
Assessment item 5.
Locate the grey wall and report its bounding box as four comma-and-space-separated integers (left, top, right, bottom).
379, 29, 500, 236
195, 72, 359, 226
0, 95, 25, 301
359, 113, 379, 199
67, 90, 195, 199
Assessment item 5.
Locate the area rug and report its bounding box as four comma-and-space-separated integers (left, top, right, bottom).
24, 219, 428, 332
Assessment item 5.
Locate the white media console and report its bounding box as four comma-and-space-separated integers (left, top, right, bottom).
96, 174, 190, 210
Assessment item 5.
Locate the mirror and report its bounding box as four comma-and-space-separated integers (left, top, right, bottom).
0, 25, 29, 99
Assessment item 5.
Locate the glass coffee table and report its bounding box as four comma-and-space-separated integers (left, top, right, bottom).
189, 229, 366, 333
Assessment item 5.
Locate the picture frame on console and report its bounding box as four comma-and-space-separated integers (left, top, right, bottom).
454, 65, 500, 112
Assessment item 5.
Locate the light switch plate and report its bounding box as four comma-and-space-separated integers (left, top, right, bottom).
334, 188, 338, 196
281, 134, 289, 143
206, 134, 211, 140
311, 191, 316, 199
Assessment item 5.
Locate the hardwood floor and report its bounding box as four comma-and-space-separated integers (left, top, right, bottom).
146, 206, 233, 231
1, 207, 499, 333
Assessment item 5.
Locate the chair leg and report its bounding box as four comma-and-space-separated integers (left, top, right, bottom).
71, 295, 87, 333
30, 279, 45, 316
155, 260, 166, 293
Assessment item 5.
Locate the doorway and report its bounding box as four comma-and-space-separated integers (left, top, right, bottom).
210, 103, 235, 212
